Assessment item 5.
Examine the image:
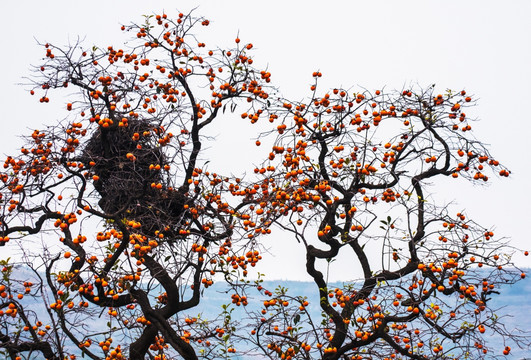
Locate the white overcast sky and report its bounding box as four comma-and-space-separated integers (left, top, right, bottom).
1, 0, 530, 280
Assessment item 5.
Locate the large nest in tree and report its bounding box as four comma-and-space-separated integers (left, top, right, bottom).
82, 120, 185, 237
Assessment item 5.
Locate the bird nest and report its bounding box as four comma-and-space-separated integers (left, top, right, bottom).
82, 120, 185, 237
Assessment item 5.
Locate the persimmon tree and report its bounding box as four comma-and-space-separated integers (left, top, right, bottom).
0, 10, 529, 360
0, 12, 276, 360
245, 83, 530, 359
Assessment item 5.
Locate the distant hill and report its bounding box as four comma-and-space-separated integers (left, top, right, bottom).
7, 270, 531, 359
193, 275, 531, 359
